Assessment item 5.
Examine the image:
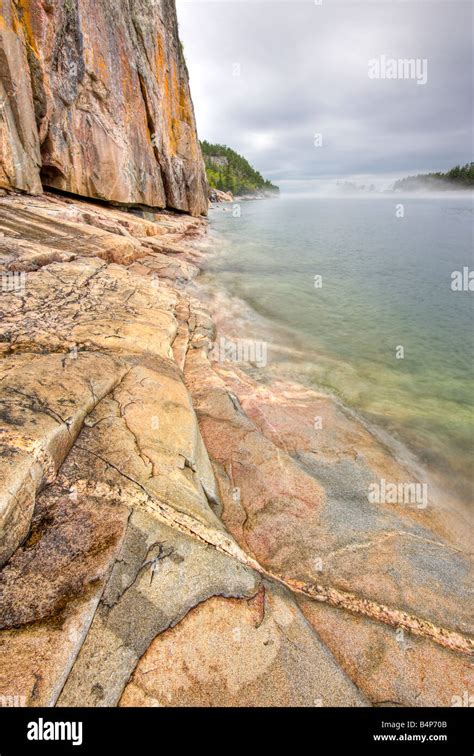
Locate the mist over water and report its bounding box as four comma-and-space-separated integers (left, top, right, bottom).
204, 195, 474, 503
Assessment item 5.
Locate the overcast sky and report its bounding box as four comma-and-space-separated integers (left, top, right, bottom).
176, 0, 472, 193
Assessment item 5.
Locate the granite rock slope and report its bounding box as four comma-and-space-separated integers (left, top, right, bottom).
184, 353, 473, 640
0, 0, 207, 215
120, 582, 365, 708
0, 193, 370, 707
182, 345, 473, 706
0, 193, 471, 707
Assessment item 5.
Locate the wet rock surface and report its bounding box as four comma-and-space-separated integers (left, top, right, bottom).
0, 191, 472, 707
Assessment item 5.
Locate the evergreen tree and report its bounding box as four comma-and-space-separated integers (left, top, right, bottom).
200, 141, 279, 196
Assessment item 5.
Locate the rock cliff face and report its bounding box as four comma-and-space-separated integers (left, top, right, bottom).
0, 0, 208, 215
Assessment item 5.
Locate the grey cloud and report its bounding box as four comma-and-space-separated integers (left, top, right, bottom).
177, 0, 472, 190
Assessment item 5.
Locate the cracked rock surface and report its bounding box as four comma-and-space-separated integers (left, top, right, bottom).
0, 192, 472, 708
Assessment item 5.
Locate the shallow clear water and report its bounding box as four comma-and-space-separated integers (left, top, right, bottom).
204, 195, 474, 502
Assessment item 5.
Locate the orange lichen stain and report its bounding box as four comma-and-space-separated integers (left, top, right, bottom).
178, 81, 192, 127
166, 63, 184, 155
156, 44, 177, 156
96, 56, 108, 77
151, 32, 189, 156
14, 0, 39, 55
155, 33, 166, 77
87, 46, 109, 86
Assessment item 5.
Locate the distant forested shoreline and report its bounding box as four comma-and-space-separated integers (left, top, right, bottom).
393, 162, 473, 190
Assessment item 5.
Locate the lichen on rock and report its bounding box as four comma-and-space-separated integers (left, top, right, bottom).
0, 0, 208, 215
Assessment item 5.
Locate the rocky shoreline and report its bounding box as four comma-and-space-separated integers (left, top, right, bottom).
209, 189, 279, 204
0, 191, 472, 707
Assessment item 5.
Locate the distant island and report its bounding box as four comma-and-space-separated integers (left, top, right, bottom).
201, 141, 279, 200
332, 163, 473, 195
392, 162, 473, 191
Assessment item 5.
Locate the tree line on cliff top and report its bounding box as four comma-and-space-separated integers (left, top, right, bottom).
200, 141, 279, 196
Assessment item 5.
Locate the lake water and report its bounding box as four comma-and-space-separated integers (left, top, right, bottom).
204, 195, 474, 504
